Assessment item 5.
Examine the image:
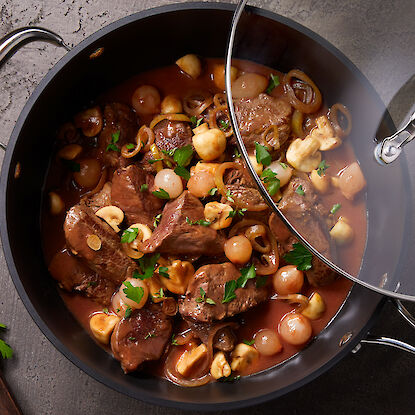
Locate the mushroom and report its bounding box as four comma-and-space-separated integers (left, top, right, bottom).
192, 124, 227, 161
49, 192, 65, 215
230, 343, 259, 372
175, 54, 202, 79
330, 216, 354, 245
204, 202, 233, 230
95, 205, 124, 232
87, 234, 101, 251
310, 169, 330, 193
89, 312, 120, 344
177, 344, 208, 376
121, 223, 153, 259
302, 292, 326, 320
310, 115, 342, 151
74, 106, 103, 137
286, 136, 322, 172
57, 144, 83, 160
158, 259, 194, 295
160, 95, 183, 114
210, 352, 232, 379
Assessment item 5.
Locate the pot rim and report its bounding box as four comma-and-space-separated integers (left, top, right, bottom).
0, 2, 387, 410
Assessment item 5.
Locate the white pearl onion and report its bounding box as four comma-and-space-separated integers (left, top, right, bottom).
269, 161, 293, 187
154, 168, 183, 199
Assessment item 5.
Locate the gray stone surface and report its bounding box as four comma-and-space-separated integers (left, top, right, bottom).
0, 0, 414, 414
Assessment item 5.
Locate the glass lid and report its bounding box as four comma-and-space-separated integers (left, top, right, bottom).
225, 0, 415, 300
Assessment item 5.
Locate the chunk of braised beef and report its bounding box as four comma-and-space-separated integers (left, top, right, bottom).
141, 191, 225, 256
111, 304, 172, 373
98, 103, 138, 167
234, 94, 292, 150
153, 119, 192, 153
64, 202, 137, 285
49, 249, 115, 305
179, 263, 268, 323
186, 320, 237, 352
82, 182, 112, 213
111, 165, 164, 228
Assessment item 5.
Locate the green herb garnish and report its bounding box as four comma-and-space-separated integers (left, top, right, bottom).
295, 185, 305, 196
133, 253, 161, 280
124, 306, 132, 318
261, 168, 280, 196
226, 189, 235, 203
190, 116, 204, 128
174, 166, 191, 180
219, 374, 241, 382
234, 148, 241, 158
173, 144, 194, 167
158, 266, 170, 278
280, 162, 288, 169
255, 142, 271, 166
153, 213, 162, 228
243, 339, 255, 346
219, 119, 230, 131
226, 208, 247, 219
125, 143, 135, 150
145, 332, 156, 339
195, 287, 216, 305
148, 158, 164, 164
140, 183, 149, 192
152, 188, 170, 199
330, 203, 341, 214
128, 336, 136, 341
186, 217, 211, 227
123, 281, 144, 305
283, 242, 313, 271
121, 227, 139, 243
317, 160, 329, 176
208, 187, 218, 196
106, 130, 121, 152
221, 280, 238, 304
102, 307, 109, 314
238, 264, 256, 288
152, 288, 165, 300
0, 324, 13, 359
171, 335, 179, 346
266, 74, 280, 94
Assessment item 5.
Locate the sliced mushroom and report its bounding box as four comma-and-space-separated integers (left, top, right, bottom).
95, 205, 124, 233
286, 136, 321, 172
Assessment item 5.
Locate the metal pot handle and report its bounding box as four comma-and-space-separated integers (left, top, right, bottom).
0, 27, 71, 151
356, 299, 415, 354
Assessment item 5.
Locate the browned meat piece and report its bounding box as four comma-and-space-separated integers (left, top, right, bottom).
306, 257, 337, 287
64, 202, 137, 285
234, 94, 292, 150
111, 165, 164, 228
268, 212, 292, 243
98, 103, 138, 167
136, 150, 158, 174
49, 249, 115, 305
179, 263, 268, 323
141, 191, 225, 256
83, 182, 112, 213
153, 119, 192, 153
186, 320, 237, 352
111, 304, 172, 373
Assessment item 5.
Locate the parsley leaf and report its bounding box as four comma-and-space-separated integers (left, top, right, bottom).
140, 184, 149, 192
125, 143, 135, 150
152, 188, 170, 199
190, 116, 204, 128
128, 336, 136, 341
219, 119, 230, 131
219, 374, 241, 382
261, 168, 280, 196
295, 185, 305, 196
196, 287, 206, 303
148, 158, 164, 164
123, 281, 144, 305
134, 253, 161, 280
174, 166, 190, 180
208, 187, 218, 196
233, 148, 241, 158
171, 334, 179, 346
158, 266, 169, 278
330, 203, 341, 214
243, 339, 255, 346
205, 298, 216, 305
152, 287, 165, 300
266, 73, 280, 94
238, 264, 256, 288
173, 145, 194, 167
255, 142, 271, 166
226, 208, 247, 219
317, 160, 329, 176
106, 130, 121, 152
226, 189, 235, 203
161, 149, 175, 157
153, 213, 162, 228
283, 242, 313, 271
280, 162, 288, 169
222, 280, 238, 304
102, 307, 109, 314
145, 332, 156, 339
0, 324, 13, 360
186, 217, 211, 227
121, 227, 139, 244
124, 306, 132, 318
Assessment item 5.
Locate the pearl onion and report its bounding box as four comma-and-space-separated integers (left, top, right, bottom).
279, 313, 312, 345
272, 265, 304, 295
269, 161, 293, 187
131, 85, 160, 115
119, 278, 148, 309
154, 169, 183, 199
224, 235, 253, 264
187, 171, 216, 198
254, 329, 283, 356
232, 73, 268, 99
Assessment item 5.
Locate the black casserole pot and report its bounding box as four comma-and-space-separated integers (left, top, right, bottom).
0, 2, 412, 411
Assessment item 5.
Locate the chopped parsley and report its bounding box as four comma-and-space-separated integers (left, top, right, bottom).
123, 281, 144, 305
238, 264, 256, 288
226, 208, 247, 219
261, 168, 280, 196
124, 306, 132, 318
295, 185, 305, 196
125, 143, 135, 150
0, 324, 13, 359
219, 374, 241, 382
106, 130, 121, 152
226, 189, 235, 203
152, 288, 165, 300
283, 242, 313, 271
255, 142, 271, 167
173, 144, 194, 167
266, 73, 280, 94
317, 160, 329, 176
140, 184, 149, 192
87, 281, 97, 287
148, 158, 164, 164
186, 217, 211, 226
280, 162, 288, 169
330, 203, 341, 215
62, 159, 80, 172
233, 148, 241, 158
208, 187, 218, 196
222, 280, 238, 304
161, 149, 175, 157
121, 227, 139, 244
153, 213, 162, 228
190, 116, 204, 128
152, 188, 170, 199
158, 266, 170, 278
195, 287, 216, 305
219, 119, 230, 131
174, 166, 191, 180
145, 332, 156, 340
102, 307, 109, 315
171, 334, 179, 346
128, 336, 136, 341
243, 339, 255, 346
133, 253, 161, 280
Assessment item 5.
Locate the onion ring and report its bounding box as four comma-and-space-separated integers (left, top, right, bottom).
329, 103, 352, 137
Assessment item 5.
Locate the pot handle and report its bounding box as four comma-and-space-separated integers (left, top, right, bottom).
356, 299, 415, 354
0, 27, 71, 151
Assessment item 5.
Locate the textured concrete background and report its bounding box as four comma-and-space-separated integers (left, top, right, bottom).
0, 1, 414, 414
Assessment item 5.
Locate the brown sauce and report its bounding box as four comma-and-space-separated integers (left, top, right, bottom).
42, 58, 365, 382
